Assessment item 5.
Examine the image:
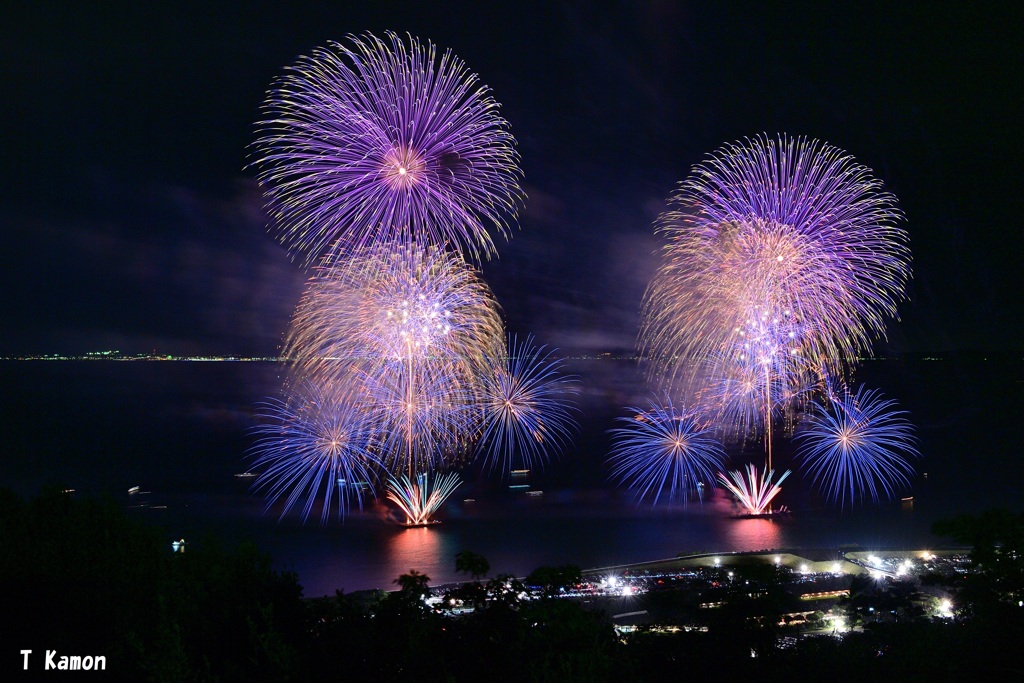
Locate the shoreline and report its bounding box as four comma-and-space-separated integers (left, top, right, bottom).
581, 546, 971, 579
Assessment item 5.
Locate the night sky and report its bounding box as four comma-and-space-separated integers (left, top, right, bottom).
2, 1, 1022, 357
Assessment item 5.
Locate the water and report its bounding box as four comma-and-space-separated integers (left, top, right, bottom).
2, 355, 1021, 596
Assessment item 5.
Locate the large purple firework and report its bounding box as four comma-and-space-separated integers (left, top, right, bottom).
607, 398, 727, 504
641, 134, 911, 386
476, 335, 579, 474
248, 380, 380, 524
252, 32, 524, 265
795, 384, 919, 507
278, 243, 503, 492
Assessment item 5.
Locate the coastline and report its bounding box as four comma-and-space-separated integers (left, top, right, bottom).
581, 546, 971, 579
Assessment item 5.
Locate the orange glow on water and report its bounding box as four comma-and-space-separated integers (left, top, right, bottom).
722, 517, 784, 550
385, 525, 445, 580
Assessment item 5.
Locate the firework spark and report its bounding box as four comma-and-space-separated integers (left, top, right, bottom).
718, 464, 791, 516
248, 380, 380, 523
282, 242, 503, 387
361, 358, 481, 474
698, 307, 821, 444
476, 335, 578, 474
641, 134, 911, 385
269, 243, 505, 524
252, 32, 524, 265
386, 472, 462, 526
607, 398, 727, 504
795, 385, 919, 507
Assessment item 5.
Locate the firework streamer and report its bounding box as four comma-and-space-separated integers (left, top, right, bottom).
607, 397, 727, 505
386, 472, 463, 526
252, 32, 524, 265
476, 335, 579, 475
795, 384, 919, 507
717, 464, 791, 516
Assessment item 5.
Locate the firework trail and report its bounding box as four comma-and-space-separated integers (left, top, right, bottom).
476, 335, 579, 474
697, 307, 821, 444
607, 397, 727, 504
248, 380, 380, 524
361, 357, 482, 475
717, 465, 790, 516
252, 32, 524, 265
795, 384, 919, 507
641, 135, 911, 386
386, 472, 463, 526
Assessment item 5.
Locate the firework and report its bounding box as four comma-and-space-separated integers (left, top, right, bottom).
641, 135, 911, 385
698, 307, 821, 445
282, 242, 503, 387
361, 358, 481, 475
386, 472, 462, 526
275, 244, 502, 524
252, 32, 524, 265
718, 465, 790, 516
607, 398, 727, 504
795, 384, 919, 507
248, 380, 380, 523
476, 335, 578, 474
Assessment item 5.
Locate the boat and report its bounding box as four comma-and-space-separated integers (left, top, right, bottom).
729, 506, 791, 520
399, 519, 443, 528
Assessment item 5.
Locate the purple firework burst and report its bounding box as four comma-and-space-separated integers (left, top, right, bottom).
607, 397, 727, 504
282, 242, 504, 388
641, 134, 911, 385
252, 32, 524, 265
476, 335, 579, 475
795, 384, 919, 507
279, 242, 505, 488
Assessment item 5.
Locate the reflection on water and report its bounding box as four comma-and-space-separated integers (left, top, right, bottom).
385, 526, 448, 581
722, 517, 785, 550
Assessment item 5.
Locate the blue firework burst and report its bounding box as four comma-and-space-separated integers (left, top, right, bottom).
248, 380, 380, 523
476, 335, 578, 474
795, 384, 919, 507
607, 398, 727, 504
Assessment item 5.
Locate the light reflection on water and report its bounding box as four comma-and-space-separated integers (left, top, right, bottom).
385, 526, 447, 581
722, 517, 785, 550
183, 487, 944, 597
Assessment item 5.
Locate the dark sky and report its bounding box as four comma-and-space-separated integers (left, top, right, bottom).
2, 0, 1022, 356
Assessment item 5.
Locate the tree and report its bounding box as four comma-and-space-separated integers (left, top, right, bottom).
394, 569, 431, 602
455, 550, 490, 580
